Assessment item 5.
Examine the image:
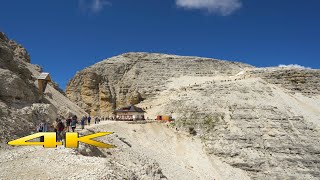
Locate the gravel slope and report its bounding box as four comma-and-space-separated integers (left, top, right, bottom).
1, 121, 247, 180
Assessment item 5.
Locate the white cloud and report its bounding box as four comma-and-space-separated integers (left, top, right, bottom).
278, 64, 312, 69
175, 0, 242, 16
79, 0, 111, 14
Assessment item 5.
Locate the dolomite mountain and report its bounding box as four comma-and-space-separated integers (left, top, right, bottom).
1, 30, 320, 179
0, 32, 86, 142
67, 52, 320, 179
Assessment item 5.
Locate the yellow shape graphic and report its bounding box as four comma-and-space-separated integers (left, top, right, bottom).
65, 132, 115, 148
8, 132, 62, 148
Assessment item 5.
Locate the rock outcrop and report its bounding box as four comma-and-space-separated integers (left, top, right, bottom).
0, 32, 86, 142
8, 40, 31, 63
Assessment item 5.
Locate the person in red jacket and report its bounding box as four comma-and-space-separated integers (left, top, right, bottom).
56, 119, 65, 142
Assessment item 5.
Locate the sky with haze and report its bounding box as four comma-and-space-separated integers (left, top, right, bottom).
0, 0, 319, 89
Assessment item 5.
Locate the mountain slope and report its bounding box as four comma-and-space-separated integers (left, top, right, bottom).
67, 52, 320, 179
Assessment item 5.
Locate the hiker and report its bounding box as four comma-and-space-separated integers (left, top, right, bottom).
80, 116, 86, 129
52, 118, 59, 140
66, 117, 71, 132
87, 116, 91, 126
56, 119, 65, 142
95, 117, 99, 124
71, 115, 78, 132
37, 121, 47, 142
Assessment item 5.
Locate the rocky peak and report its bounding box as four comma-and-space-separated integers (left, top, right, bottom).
0, 32, 9, 42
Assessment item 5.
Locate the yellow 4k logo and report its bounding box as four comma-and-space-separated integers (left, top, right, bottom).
8, 132, 115, 148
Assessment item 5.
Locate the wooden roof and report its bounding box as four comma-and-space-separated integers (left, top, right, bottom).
37, 73, 51, 81
114, 105, 145, 113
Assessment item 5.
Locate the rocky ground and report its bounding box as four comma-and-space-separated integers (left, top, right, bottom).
0, 121, 232, 180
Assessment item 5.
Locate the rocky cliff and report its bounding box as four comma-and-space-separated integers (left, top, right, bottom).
0, 32, 86, 142
67, 52, 320, 179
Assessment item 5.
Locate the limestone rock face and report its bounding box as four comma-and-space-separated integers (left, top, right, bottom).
0, 32, 86, 142
0, 69, 37, 103
0, 33, 37, 103
66, 52, 252, 116
8, 40, 31, 63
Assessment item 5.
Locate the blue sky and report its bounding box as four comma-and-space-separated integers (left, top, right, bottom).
0, 0, 319, 89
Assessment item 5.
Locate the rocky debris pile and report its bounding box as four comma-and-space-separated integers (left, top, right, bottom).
0, 32, 86, 142
66, 52, 252, 116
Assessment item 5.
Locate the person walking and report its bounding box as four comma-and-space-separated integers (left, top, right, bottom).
66, 117, 71, 132
37, 121, 47, 142
87, 116, 91, 126
80, 116, 86, 130
56, 119, 65, 142
95, 117, 101, 124
52, 118, 59, 140
71, 115, 78, 132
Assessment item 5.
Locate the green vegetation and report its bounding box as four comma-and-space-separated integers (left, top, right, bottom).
167, 122, 176, 128
203, 114, 223, 131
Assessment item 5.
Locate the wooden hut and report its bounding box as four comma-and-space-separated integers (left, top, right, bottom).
37, 73, 51, 95
113, 105, 145, 121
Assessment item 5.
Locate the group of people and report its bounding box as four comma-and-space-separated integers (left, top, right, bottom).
36, 115, 104, 142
